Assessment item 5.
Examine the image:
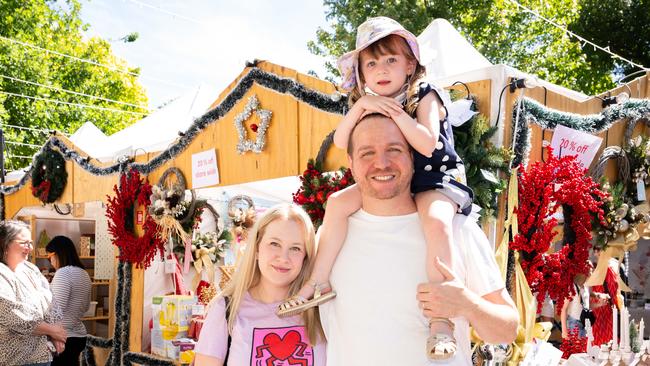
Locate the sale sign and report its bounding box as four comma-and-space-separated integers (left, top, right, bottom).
550, 125, 603, 169
191, 149, 220, 188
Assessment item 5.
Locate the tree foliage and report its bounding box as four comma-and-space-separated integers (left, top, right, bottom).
0, 0, 148, 169
310, 0, 649, 95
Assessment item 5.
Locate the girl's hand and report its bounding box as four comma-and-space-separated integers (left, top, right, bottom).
356, 95, 403, 117
562, 329, 568, 339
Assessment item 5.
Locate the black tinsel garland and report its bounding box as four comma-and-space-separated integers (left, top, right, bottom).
0, 67, 348, 196
122, 352, 176, 366
511, 97, 650, 167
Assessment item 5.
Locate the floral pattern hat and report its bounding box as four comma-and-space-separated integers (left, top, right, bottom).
337, 16, 421, 92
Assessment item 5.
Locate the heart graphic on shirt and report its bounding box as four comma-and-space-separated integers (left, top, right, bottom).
262, 330, 301, 360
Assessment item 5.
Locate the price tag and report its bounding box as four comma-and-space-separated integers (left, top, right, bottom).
164, 256, 176, 274
550, 125, 603, 169
637, 179, 646, 202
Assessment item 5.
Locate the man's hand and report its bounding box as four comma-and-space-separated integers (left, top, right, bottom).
416, 257, 477, 319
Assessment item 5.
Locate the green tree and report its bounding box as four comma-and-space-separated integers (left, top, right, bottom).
310, 0, 648, 95
0, 0, 148, 170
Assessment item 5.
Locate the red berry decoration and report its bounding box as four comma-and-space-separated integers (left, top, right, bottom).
510, 147, 607, 313
106, 169, 165, 269
250, 123, 259, 133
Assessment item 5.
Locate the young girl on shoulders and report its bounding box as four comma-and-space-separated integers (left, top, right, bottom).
277, 16, 474, 360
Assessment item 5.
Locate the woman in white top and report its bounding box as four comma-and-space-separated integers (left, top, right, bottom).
46, 236, 91, 366
561, 272, 590, 338
0, 220, 66, 366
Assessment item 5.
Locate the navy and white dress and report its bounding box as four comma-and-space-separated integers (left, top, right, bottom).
410, 83, 474, 215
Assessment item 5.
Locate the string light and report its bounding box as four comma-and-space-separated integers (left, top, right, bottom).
0, 123, 70, 136
0, 90, 148, 116
505, 0, 649, 71
0, 74, 152, 111
125, 0, 208, 26
0, 35, 190, 89
4, 141, 43, 148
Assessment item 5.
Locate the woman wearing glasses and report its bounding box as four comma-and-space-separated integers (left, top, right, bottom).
0, 220, 67, 366
45, 236, 91, 366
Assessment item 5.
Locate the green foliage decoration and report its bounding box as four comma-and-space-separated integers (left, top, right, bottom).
450, 90, 511, 220
30, 147, 67, 203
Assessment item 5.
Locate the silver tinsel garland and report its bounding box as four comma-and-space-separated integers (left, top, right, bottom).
511, 97, 650, 167
235, 95, 272, 154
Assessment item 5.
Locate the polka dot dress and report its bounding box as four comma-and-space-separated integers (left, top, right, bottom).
410, 83, 474, 215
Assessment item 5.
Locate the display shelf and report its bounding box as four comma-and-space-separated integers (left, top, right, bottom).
25, 214, 112, 338
82, 316, 109, 321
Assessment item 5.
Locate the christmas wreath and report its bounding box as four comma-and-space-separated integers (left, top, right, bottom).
106, 169, 164, 269
31, 147, 67, 203
293, 159, 354, 229
509, 148, 607, 312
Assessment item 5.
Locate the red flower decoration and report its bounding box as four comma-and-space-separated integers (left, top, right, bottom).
250, 123, 259, 133
106, 169, 165, 269
293, 159, 355, 228
510, 148, 607, 313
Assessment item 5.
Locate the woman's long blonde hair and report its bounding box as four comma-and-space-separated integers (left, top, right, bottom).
219, 203, 323, 344
348, 34, 426, 116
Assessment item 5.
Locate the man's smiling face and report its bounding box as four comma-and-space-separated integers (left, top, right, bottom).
348, 115, 413, 201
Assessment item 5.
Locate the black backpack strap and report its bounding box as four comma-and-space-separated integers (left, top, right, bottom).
223, 296, 232, 365
576, 283, 586, 307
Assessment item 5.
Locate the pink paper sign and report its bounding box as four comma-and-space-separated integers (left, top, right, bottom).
550, 125, 603, 169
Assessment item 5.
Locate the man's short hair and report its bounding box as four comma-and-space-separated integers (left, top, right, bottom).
347, 113, 389, 155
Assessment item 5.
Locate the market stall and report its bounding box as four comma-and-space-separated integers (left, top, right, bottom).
1, 19, 650, 364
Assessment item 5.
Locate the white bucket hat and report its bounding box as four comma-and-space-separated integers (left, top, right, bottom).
336, 16, 421, 92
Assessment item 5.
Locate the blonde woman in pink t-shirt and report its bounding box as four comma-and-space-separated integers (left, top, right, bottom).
195, 204, 326, 366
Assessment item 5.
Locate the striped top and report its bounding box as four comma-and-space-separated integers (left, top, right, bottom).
50, 265, 91, 338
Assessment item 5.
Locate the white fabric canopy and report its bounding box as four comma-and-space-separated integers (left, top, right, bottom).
417, 18, 492, 79
417, 18, 590, 147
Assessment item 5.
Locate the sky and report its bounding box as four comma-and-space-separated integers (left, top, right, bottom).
78, 0, 333, 108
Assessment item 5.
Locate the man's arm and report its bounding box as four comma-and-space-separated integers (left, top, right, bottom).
462, 288, 519, 344
416, 257, 519, 344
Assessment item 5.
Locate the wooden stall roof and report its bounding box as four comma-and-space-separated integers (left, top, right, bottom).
3, 134, 119, 219
2, 61, 348, 218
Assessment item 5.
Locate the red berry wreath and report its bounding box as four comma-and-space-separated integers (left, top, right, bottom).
106, 169, 165, 268
510, 148, 607, 312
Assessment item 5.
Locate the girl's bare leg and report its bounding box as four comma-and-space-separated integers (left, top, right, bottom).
415, 190, 458, 359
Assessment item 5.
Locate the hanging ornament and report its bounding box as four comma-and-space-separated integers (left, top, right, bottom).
234, 94, 272, 154
106, 169, 164, 268
30, 147, 67, 204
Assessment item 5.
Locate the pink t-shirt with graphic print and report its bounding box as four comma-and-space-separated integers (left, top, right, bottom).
195, 291, 326, 365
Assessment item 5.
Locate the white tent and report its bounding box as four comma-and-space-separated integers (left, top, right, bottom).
96, 84, 220, 161
68, 121, 110, 158
417, 18, 590, 147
